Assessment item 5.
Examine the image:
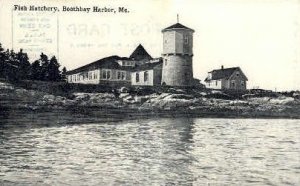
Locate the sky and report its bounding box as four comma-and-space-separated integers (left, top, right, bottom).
0, 0, 299, 91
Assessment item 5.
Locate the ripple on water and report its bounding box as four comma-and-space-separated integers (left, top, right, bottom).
0, 118, 299, 185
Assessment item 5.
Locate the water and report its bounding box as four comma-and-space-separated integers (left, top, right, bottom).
0, 114, 299, 185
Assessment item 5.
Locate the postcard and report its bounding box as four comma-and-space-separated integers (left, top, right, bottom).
0, 0, 299, 185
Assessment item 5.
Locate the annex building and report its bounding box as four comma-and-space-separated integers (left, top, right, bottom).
66, 21, 196, 87
204, 66, 248, 90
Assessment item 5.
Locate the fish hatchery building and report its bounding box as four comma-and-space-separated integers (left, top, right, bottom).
66, 21, 197, 87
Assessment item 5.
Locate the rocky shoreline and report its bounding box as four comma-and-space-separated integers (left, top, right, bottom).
1, 81, 300, 119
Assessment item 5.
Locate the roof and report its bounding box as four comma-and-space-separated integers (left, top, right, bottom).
132, 61, 163, 71
162, 23, 194, 32
205, 67, 248, 81
66, 44, 153, 75
129, 44, 152, 60
66, 55, 131, 75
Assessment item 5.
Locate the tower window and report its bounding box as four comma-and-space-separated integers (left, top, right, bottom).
165, 59, 167, 66
184, 35, 189, 44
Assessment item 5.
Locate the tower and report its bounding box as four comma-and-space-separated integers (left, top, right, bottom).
161, 20, 194, 86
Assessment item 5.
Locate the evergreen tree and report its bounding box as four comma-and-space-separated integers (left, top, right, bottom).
30, 60, 42, 80
1, 49, 10, 79
5, 49, 20, 81
0, 43, 4, 78
48, 56, 60, 81
16, 49, 31, 79
40, 53, 49, 81
61, 67, 67, 81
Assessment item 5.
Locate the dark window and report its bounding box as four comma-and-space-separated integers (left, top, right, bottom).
107, 71, 111, 79
122, 72, 126, 80
102, 71, 106, 79
144, 71, 148, 82
165, 59, 167, 66
136, 72, 139, 82
117, 71, 121, 80
102, 70, 111, 80
184, 35, 189, 44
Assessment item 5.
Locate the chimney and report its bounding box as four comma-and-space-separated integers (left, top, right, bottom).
221, 65, 224, 70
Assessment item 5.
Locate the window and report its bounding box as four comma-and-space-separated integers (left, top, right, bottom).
84, 72, 88, 80
136, 72, 139, 82
241, 81, 244, 86
121, 72, 126, 80
102, 69, 111, 80
216, 81, 218, 86
231, 80, 235, 88
184, 35, 189, 44
117, 71, 121, 80
144, 71, 148, 82
117, 71, 126, 80
165, 59, 167, 66
236, 72, 240, 77
88, 72, 92, 80
94, 72, 97, 79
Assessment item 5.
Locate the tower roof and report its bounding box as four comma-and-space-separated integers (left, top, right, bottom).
129, 44, 152, 60
162, 23, 194, 32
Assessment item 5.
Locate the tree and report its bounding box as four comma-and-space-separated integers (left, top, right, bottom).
61, 66, 67, 81
40, 52, 49, 81
48, 56, 60, 81
0, 43, 5, 78
16, 49, 30, 79
30, 60, 42, 80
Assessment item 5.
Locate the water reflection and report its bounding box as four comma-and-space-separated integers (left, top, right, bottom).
0, 116, 299, 185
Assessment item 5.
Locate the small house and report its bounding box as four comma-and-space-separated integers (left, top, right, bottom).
204, 66, 248, 90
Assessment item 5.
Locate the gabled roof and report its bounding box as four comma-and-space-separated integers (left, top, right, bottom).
129, 44, 152, 60
66, 55, 131, 75
205, 67, 248, 81
162, 23, 194, 32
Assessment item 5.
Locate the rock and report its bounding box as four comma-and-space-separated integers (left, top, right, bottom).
247, 97, 271, 104
0, 82, 14, 90
269, 97, 295, 105
141, 93, 198, 110
119, 87, 129, 93
119, 93, 129, 98
293, 92, 300, 99
73, 93, 91, 101
229, 100, 249, 106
